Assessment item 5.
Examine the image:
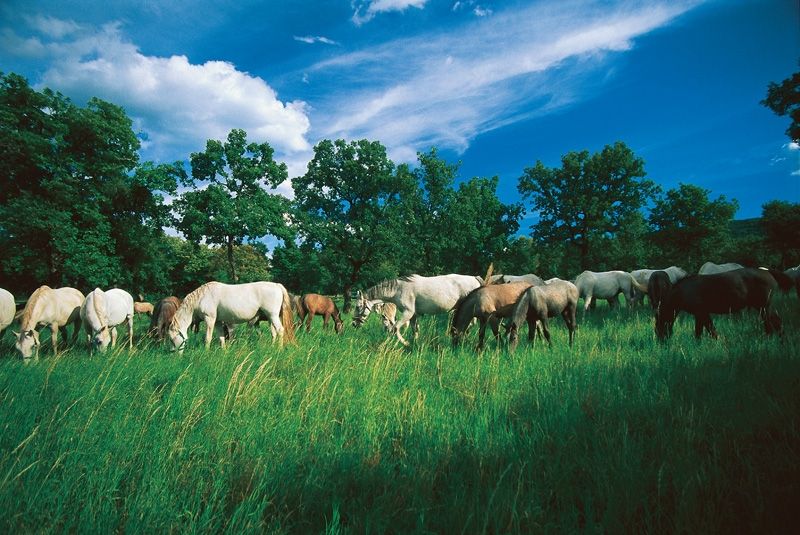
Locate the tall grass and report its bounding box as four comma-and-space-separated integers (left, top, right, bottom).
0, 298, 798, 532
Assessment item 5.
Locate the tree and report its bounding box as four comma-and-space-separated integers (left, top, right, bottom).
518, 141, 658, 273
291, 139, 416, 310
0, 72, 176, 293
174, 129, 291, 283
761, 200, 800, 268
400, 149, 522, 275
762, 69, 800, 142
648, 183, 738, 270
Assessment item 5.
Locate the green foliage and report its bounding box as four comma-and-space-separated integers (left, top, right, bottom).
762, 69, 800, 142
292, 139, 417, 307
648, 183, 738, 271
0, 299, 798, 532
760, 200, 800, 268
0, 72, 178, 294
174, 129, 291, 283
518, 141, 658, 273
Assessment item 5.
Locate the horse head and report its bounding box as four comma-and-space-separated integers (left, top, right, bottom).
168, 324, 188, 353
14, 329, 40, 359
351, 291, 372, 328
92, 325, 112, 353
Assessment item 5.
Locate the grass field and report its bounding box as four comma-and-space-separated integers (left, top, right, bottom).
0, 298, 798, 533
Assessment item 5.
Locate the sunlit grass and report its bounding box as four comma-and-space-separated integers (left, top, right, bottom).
0, 297, 798, 532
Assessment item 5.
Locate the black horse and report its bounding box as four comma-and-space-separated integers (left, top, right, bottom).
655, 268, 782, 341
647, 270, 672, 312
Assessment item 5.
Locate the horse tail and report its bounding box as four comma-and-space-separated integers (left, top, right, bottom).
279, 285, 296, 344
629, 274, 649, 294
483, 263, 495, 286
767, 268, 794, 294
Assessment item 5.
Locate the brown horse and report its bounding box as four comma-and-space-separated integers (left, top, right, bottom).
656, 268, 782, 341
507, 279, 578, 351
134, 301, 154, 316
298, 294, 344, 334
451, 282, 532, 350
150, 297, 182, 340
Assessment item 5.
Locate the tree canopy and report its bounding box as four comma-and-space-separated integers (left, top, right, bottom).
762, 69, 800, 143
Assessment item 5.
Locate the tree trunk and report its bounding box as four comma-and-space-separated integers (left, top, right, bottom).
226, 235, 238, 283
342, 261, 363, 313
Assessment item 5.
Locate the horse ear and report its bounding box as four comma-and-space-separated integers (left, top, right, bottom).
12, 331, 19, 338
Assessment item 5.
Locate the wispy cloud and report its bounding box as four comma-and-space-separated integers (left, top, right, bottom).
310, 0, 703, 162
352, 0, 428, 26
294, 35, 340, 45
1, 19, 312, 168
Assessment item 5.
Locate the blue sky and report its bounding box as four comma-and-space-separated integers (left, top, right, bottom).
1, 0, 798, 223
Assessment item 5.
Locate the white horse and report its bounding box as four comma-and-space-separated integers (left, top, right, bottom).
168, 281, 295, 352
81, 288, 134, 353
0, 288, 15, 337
630, 266, 689, 304
490, 273, 545, 286
698, 262, 743, 275
14, 286, 85, 359
574, 270, 649, 314
352, 274, 482, 346
785, 264, 800, 297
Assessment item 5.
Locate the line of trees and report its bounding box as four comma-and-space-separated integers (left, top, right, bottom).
2, 71, 798, 306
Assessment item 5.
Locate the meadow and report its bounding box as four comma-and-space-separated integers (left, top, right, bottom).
0, 299, 798, 533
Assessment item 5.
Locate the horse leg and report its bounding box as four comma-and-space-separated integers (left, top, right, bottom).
694, 315, 704, 339
51, 323, 59, 356
323, 313, 330, 330
489, 316, 501, 346
111, 327, 118, 348
540, 317, 552, 347
562, 308, 576, 348
583, 294, 593, 315
411, 315, 420, 341
128, 316, 134, 349
393, 309, 414, 346
305, 312, 314, 333
706, 316, 718, 339
204, 317, 216, 349
477, 318, 488, 351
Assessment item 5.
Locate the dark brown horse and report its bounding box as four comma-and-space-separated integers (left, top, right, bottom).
655, 268, 782, 341
647, 270, 672, 312
298, 294, 344, 334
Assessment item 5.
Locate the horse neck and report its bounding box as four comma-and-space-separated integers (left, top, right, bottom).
366, 283, 399, 302
20, 290, 49, 330
172, 301, 196, 333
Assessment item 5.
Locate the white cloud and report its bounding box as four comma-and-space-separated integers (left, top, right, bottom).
311, 0, 703, 163
352, 0, 428, 26
24, 14, 82, 39
11, 20, 311, 168
786, 142, 800, 151
294, 35, 340, 45
473, 6, 492, 17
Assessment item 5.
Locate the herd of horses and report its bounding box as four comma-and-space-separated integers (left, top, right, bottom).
0, 261, 797, 359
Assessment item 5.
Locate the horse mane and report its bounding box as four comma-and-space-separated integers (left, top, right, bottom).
91, 289, 108, 324
171, 281, 220, 329
365, 278, 401, 299
20, 285, 52, 328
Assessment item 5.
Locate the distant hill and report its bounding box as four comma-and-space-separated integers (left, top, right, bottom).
730, 218, 763, 239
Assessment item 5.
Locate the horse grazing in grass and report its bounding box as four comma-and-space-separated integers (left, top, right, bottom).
575, 270, 648, 314
507, 279, 578, 352
168, 281, 295, 352
298, 294, 344, 334
0, 288, 15, 338
630, 266, 688, 304
15, 286, 84, 359
353, 274, 482, 346
451, 282, 533, 350
655, 268, 782, 341
134, 302, 154, 316
150, 297, 182, 340
81, 288, 134, 353
647, 271, 672, 312
698, 262, 743, 275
